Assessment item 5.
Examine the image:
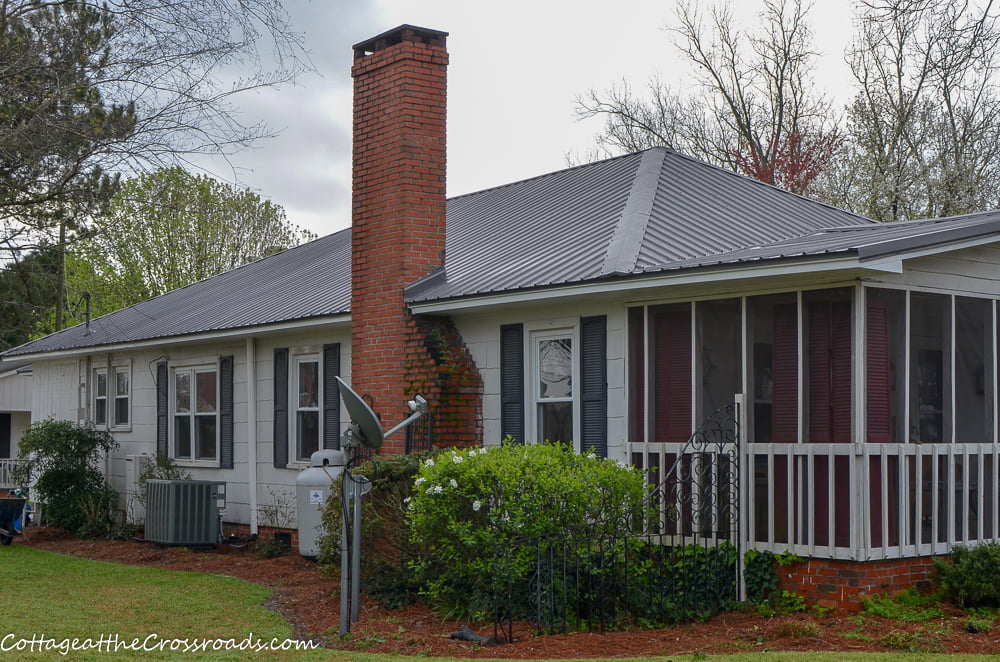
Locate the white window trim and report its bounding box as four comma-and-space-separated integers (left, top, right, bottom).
528, 326, 580, 448
291, 353, 321, 464
170, 363, 220, 467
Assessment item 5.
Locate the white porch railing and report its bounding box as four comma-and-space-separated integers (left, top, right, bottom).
0, 459, 25, 490
628, 440, 1000, 561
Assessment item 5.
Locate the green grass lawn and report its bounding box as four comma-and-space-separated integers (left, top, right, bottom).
1, 544, 996, 662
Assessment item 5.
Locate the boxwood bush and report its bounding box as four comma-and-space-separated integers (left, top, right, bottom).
407, 441, 649, 619
935, 542, 1000, 607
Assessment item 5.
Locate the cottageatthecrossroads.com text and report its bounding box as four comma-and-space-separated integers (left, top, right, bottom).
1, 633, 319, 655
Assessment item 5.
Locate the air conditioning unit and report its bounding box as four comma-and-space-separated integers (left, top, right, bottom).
145, 480, 225, 546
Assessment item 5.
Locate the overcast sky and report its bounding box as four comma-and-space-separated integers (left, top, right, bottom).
213, 0, 857, 237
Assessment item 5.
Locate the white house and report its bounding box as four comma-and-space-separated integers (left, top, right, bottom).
8, 24, 1000, 607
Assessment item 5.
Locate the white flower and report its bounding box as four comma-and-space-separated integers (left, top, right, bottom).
472, 500, 482, 512
414, 477, 426, 485
449, 479, 458, 488
616, 459, 627, 468
433, 485, 443, 495
424, 458, 435, 467
452, 455, 464, 464
586, 452, 597, 460
403, 497, 411, 504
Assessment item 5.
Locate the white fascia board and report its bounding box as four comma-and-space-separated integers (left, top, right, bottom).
409, 254, 893, 314
11, 314, 352, 361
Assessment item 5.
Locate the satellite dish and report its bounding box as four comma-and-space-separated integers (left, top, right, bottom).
336, 377, 384, 450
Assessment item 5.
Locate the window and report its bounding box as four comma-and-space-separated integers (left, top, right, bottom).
534, 332, 573, 443
294, 356, 320, 461
94, 370, 108, 426
113, 366, 130, 426
173, 366, 218, 462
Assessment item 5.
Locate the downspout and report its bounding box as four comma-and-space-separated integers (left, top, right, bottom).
246, 337, 258, 535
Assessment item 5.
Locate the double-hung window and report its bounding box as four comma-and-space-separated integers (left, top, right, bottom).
533, 331, 574, 444
93, 364, 130, 428
294, 355, 320, 462
173, 366, 218, 462
94, 370, 108, 426
113, 366, 130, 426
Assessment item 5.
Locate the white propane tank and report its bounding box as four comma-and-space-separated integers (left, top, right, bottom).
296, 449, 345, 559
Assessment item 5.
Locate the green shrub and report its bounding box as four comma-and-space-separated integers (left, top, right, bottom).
317, 452, 430, 574
13, 419, 119, 537
744, 549, 780, 604
935, 542, 1000, 608
406, 442, 648, 619
862, 587, 943, 622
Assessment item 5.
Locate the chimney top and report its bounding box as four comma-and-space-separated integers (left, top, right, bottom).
353, 24, 448, 59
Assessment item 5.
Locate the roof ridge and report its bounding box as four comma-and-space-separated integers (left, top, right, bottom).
601, 147, 667, 275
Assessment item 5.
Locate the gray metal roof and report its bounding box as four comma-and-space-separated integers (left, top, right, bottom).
9, 145, 1000, 358
406, 147, 877, 302
5, 230, 352, 357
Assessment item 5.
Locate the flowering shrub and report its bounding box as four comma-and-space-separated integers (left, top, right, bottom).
407, 441, 648, 618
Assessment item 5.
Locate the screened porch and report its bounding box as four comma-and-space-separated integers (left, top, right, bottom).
626, 284, 1000, 560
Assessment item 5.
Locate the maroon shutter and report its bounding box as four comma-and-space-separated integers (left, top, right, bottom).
772, 304, 799, 443
867, 300, 893, 443
654, 310, 692, 443
808, 303, 831, 442
831, 301, 853, 443
628, 307, 646, 443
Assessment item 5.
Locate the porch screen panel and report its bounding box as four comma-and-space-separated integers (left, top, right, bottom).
805, 294, 851, 444
772, 304, 798, 443
696, 298, 742, 421
910, 293, 951, 443
653, 308, 691, 444
867, 300, 893, 442
627, 307, 645, 443
956, 297, 992, 443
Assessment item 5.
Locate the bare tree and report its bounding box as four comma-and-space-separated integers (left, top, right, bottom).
577, 0, 841, 195
826, 0, 1000, 221
0, 0, 307, 253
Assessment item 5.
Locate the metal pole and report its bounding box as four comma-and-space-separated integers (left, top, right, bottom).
352, 476, 363, 623
340, 476, 350, 635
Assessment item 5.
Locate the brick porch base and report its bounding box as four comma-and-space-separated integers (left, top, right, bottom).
778, 556, 939, 610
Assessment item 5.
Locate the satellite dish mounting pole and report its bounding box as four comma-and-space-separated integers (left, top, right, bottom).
336, 377, 427, 636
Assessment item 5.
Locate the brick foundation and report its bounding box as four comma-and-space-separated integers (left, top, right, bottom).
779, 556, 939, 611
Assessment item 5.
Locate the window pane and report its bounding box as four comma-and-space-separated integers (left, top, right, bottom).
196, 415, 217, 460
538, 401, 573, 443
175, 372, 190, 413
297, 410, 319, 460
298, 361, 319, 408
627, 307, 645, 443
116, 370, 129, 396
175, 416, 191, 458
95, 400, 106, 426
538, 338, 572, 398
96, 372, 107, 397
196, 371, 217, 413
114, 397, 129, 426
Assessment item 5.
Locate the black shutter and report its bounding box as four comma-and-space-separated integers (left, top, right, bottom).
273, 347, 289, 468
323, 343, 341, 450
581, 315, 608, 457
500, 324, 524, 444
0, 413, 10, 459
219, 355, 234, 469
156, 361, 168, 458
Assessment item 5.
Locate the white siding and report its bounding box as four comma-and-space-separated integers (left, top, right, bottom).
452, 300, 629, 462
872, 244, 1000, 296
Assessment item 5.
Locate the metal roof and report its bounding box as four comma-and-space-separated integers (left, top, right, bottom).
406, 147, 877, 302
9, 146, 1000, 358
4, 230, 352, 357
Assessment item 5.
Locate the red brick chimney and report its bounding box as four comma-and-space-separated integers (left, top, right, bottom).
350, 25, 450, 452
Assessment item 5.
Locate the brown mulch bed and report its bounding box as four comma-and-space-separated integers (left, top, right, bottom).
16, 527, 1000, 657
